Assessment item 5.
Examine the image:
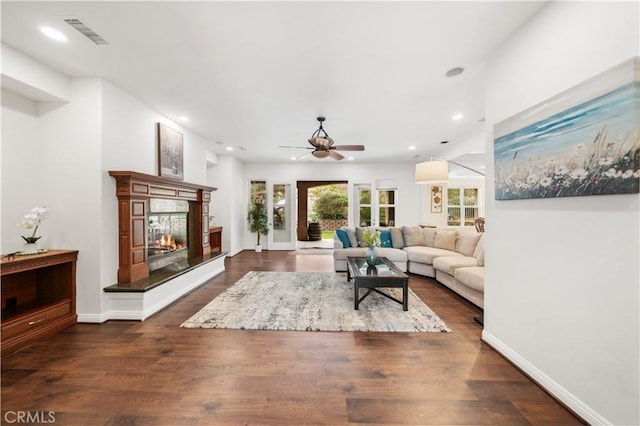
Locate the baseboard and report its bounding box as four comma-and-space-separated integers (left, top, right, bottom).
482, 330, 611, 425
77, 313, 109, 323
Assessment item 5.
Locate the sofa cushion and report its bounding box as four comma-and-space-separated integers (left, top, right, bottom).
434, 230, 457, 251
456, 232, 482, 257
345, 228, 358, 248
403, 246, 461, 264
389, 227, 405, 248
422, 227, 437, 247
379, 230, 393, 247
374, 247, 408, 262
335, 228, 351, 248
402, 226, 425, 246
433, 256, 479, 275
473, 234, 485, 266
454, 267, 484, 292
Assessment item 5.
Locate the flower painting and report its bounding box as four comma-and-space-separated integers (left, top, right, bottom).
494, 57, 639, 200
431, 185, 442, 213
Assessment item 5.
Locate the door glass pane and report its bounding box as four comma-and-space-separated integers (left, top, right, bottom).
358, 186, 371, 226
379, 206, 395, 227
359, 207, 371, 226
272, 184, 291, 243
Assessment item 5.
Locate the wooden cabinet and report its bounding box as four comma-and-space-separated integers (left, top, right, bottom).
209, 226, 223, 252
1, 250, 78, 357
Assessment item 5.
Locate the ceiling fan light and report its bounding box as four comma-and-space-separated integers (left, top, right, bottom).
312, 150, 330, 158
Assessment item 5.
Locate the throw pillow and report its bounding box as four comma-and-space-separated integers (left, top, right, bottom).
456, 232, 482, 257
389, 227, 405, 248
335, 228, 351, 248
422, 227, 437, 247
402, 226, 425, 247
379, 230, 392, 247
345, 228, 358, 248
434, 230, 457, 251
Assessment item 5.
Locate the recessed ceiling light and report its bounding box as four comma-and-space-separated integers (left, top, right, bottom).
225, 147, 233, 151
291, 157, 297, 161
452, 113, 464, 120
408, 146, 416, 151
348, 157, 354, 161
178, 116, 189, 122
446, 67, 464, 77
40, 26, 67, 42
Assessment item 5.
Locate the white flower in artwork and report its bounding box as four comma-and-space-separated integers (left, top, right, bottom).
554, 164, 569, 176
539, 176, 552, 187
634, 170, 640, 178
604, 168, 621, 178
599, 157, 614, 166
526, 174, 539, 184
569, 168, 588, 181
621, 169, 634, 179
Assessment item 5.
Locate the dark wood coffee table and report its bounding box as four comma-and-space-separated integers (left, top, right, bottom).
346, 256, 409, 311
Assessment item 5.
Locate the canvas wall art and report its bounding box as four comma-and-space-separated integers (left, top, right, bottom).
157, 122, 184, 180
431, 185, 442, 213
494, 57, 639, 200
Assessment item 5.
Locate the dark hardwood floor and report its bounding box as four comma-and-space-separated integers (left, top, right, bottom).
1, 251, 583, 425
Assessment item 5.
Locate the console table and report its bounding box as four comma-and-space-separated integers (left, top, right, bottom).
1, 250, 78, 357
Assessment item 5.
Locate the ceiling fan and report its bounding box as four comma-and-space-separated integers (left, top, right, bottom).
279, 117, 365, 161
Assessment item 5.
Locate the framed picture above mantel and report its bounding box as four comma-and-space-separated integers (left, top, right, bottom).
157, 122, 184, 181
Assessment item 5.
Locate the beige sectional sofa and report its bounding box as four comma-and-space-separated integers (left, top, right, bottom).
333, 226, 485, 308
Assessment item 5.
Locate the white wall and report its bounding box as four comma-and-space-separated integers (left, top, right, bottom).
484, 2, 639, 425
208, 154, 245, 256
1, 90, 43, 252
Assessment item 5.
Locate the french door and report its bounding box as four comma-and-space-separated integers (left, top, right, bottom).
355, 184, 397, 227
267, 181, 296, 250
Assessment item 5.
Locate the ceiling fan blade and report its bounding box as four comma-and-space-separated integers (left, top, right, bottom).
297, 151, 313, 160
330, 145, 365, 151
328, 151, 344, 161
278, 145, 313, 150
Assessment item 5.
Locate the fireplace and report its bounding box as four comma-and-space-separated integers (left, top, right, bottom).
147, 198, 189, 271
109, 171, 217, 283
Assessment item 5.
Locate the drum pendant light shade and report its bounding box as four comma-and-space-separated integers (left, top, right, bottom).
415, 160, 449, 184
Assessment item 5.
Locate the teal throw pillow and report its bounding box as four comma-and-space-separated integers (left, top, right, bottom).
380, 230, 392, 247
336, 228, 351, 248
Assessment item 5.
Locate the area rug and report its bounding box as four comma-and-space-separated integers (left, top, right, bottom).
181, 271, 451, 332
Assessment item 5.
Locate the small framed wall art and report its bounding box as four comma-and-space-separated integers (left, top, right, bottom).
431, 185, 443, 213
157, 122, 184, 180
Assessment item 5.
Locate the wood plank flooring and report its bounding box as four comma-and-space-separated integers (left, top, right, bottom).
1, 251, 584, 425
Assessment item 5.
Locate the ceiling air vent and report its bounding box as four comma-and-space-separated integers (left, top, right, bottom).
64, 18, 109, 45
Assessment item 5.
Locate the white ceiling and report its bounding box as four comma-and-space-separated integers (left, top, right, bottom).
1, 1, 546, 163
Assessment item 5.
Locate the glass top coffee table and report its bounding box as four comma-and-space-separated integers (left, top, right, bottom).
346, 256, 409, 311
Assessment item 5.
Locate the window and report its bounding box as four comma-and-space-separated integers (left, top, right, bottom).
447, 187, 479, 227
378, 190, 396, 227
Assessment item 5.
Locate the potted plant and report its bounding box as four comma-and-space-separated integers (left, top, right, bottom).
247, 200, 269, 252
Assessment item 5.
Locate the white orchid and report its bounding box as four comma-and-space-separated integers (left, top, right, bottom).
16, 206, 48, 243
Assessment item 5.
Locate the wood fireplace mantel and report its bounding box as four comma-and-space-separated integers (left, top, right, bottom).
109, 171, 217, 283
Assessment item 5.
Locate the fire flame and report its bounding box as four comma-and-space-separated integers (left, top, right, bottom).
155, 234, 183, 250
